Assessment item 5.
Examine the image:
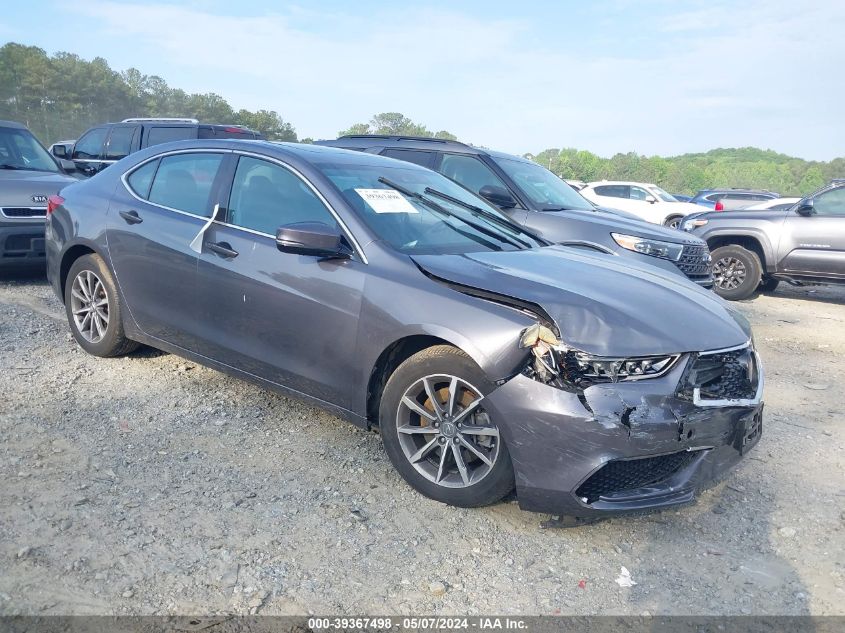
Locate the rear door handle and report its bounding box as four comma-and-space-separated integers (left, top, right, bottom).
119, 210, 143, 225
205, 241, 239, 259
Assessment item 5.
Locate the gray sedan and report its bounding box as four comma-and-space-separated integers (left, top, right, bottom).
45, 140, 763, 519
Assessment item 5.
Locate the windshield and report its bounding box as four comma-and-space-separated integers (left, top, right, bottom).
0, 127, 60, 173
318, 161, 543, 255
492, 156, 593, 211
650, 186, 678, 202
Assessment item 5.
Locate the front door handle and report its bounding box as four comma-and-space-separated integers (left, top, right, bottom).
119, 210, 143, 225
205, 241, 239, 259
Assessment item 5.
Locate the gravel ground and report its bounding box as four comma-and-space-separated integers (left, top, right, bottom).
0, 269, 843, 616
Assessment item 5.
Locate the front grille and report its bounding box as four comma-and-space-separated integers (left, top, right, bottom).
576, 450, 698, 503
675, 243, 712, 279
679, 346, 759, 402
1, 207, 46, 218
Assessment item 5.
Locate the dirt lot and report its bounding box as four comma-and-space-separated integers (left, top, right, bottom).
0, 269, 843, 617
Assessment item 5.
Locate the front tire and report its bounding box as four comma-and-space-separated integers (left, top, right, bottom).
663, 215, 683, 229
759, 277, 780, 293
711, 245, 762, 301
379, 345, 514, 508
64, 253, 139, 357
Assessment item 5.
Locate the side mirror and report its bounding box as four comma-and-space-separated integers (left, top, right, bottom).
645, 195, 657, 204
275, 222, 350, 259
59, 158, 77, 173
52, 145, 68, 159
796, 199, 815, 216
479, 185, 517, 209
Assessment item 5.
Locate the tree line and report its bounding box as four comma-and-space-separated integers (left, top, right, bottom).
1, 42, 841, 195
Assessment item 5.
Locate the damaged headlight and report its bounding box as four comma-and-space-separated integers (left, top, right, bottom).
611, 233, 684, 261
571, 353, 680, 381
520, 323, 680, 390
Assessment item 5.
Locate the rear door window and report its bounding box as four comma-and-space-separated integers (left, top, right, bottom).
72, 128, 108, 160
148, 153, 224, 216
594, 185, 629, 198
126, 159, 160, 199
105, 126, 138, 161
144, 126, 196, 148
380, 148, 437, 169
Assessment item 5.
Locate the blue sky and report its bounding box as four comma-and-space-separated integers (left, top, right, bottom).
2, 0, 843, 159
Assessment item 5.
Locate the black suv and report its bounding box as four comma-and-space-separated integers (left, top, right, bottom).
316, 135, 713, 287
55, 118, 262, 177
685, 180, 845, 299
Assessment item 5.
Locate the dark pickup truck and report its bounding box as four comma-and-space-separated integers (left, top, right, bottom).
684, 180, 845, 300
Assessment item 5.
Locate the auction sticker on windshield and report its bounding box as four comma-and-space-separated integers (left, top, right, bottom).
355, 188, 418, 213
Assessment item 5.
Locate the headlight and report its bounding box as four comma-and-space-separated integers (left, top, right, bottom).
572, 353, 680, 382
611, 233, 684, 261
519, 323, 681, 390
681, 218, 709, 232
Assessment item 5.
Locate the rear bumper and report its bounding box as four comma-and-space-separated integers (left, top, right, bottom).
485, 359, 762, 517
0, 222, 46, 267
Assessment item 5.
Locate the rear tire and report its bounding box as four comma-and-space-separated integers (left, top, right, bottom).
711, 245, 762, 301
379, 345, 514, 508
64, 253, 139, 357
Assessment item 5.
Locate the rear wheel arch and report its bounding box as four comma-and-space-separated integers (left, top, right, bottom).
59, 244, 98, 303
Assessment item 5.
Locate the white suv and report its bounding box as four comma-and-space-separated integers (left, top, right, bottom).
580, 181, 704, 228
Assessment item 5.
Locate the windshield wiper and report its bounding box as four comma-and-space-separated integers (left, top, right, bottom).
377, 177, 527, 250
0, 164, 25, 170
422, 186, 533, 247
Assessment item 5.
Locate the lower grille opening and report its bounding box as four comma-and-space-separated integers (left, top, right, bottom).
576, 450, 699, 504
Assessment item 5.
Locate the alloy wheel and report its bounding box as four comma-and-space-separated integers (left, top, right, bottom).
396, 374, 500, 489
70, 270, 110, 343
713, 256, 747, 290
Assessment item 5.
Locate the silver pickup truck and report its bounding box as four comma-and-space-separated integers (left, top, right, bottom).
684, 180, 845, 299
0, 120, 78, 268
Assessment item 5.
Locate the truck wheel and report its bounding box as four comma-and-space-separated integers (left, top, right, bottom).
759, 277, 780, 293
711, 245, 762, 301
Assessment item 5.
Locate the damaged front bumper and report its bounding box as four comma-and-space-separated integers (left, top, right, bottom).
484, 353, 763, 517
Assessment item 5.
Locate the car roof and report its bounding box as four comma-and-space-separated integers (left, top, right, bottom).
586, 180, 658, 187
695, 188, 778, 195
315, 135, 535, 165
0, 120, 29, 130
131, 138, 433, 171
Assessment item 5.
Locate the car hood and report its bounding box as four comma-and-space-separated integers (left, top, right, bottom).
0, 169, 77, 206
412, 246, 750, 357
546, 207, 706, 245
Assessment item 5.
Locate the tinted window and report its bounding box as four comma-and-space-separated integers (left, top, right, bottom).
228, 156, 338, 234
438, 154, 510, 197
73, 128, 107, 160
705, 193, 724, 202
380, 148, 436, 169
145, 127, 195, 147
630, 186, 651, 200
148, 153, 224, 216
594, 185, 629, 198
812, 187, 845, 216
105, 126, 136, 161
126, 159, 160, 199
197, 127, 257, 140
